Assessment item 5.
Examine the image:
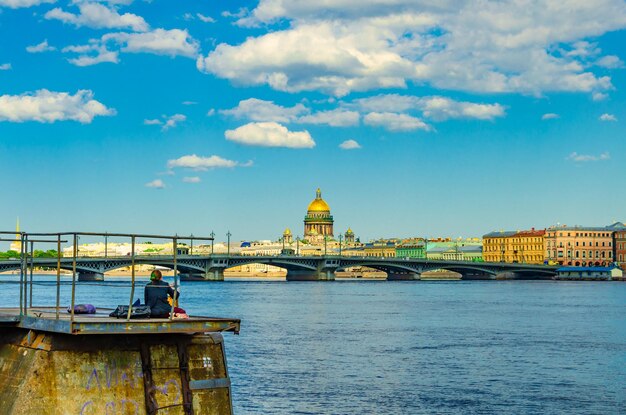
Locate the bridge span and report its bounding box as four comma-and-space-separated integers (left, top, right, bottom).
0, 255, 559, 281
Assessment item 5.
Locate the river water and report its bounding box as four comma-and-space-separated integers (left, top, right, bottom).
4, 276, 626, 414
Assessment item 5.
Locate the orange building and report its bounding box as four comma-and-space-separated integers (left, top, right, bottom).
545, 226, 614, 266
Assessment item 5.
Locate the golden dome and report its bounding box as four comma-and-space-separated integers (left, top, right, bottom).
307, 188, 330, 212
283, 228, 292, 235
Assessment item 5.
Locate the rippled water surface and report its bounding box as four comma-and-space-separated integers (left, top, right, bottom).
5, 276, 626, 414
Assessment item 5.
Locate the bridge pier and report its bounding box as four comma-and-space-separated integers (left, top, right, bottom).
286, 269, 336, 281
460, 271, 495, 280
386, 271, 421, 281
180, 269, 225, 281
78, 272, 104, 282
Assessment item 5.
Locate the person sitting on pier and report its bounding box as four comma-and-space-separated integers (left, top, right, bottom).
145, 270, 180, 318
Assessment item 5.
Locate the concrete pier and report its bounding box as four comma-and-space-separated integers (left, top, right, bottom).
181, 269, 225, 281
0, 328, 233, 414
286, 269, 336, 281
386, 271, 421, 281
78, 271, 104, 282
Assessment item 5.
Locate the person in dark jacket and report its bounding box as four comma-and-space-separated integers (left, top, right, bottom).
144, 270, 179, 318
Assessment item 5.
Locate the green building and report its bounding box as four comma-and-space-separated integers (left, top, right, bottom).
395, 240, 426, 259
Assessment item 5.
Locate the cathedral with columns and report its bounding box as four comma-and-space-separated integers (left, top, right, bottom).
304, 188, 334, 242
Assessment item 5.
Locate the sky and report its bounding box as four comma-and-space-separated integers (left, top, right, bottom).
0, 0, 625, 245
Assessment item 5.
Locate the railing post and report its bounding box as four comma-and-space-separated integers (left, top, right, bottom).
127, 235, 136, 321
18, 233, 25, 318
70, 234, 77, 324
56, 234, 61, 320
28, 240, 34, 310
170, 236, 178, 321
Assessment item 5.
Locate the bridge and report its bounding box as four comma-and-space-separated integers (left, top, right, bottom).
0, 255, 559, 281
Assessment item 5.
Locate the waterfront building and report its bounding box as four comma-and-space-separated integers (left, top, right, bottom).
483, 229, 545, 264
363, 240, 396, 257
555, 266, 623, 281
614, 227, 626, 270
304, 188, 334, 242
545, 225, 615, 266
425, 242, 483, 261
396, 239, 426, 259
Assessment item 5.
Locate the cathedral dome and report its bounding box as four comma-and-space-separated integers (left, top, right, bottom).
307, 188, 331, 212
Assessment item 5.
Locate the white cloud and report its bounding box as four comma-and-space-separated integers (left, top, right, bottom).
418, 97, 505, 121
182, 176, 201, 183
26, 40, 56, 53
599, 113, 617, 122
45, 2, 149, 32
0, 0, 55, 8
225, 122, 315, 148
567, 152, 610, 162
62, 28, 198, 66
221, 98, 307, 123
199, 1, 625, 97
68, 46, 119, 66
145, 179, 165, 189
182, 101, 197, 105
348, 94, 505, 122
145, 114, 186, 130
542, 113, 559, 120
298, 109, 359, 126
197, 13, 215, 23
339, 139, 361, 150
206, 109, 215, 116
364, 112, 430, 131
595, 55, 624, 69
0, 63, 11, 70
592, 92, 608, 101
167, 154, 244, 170
103, 29, 199, 57
162, 114, 186, 130
0, 89, 115, 123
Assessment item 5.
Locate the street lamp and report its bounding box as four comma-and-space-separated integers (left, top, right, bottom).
339, 234, 343, 256
226, 231, 232, 256
324, 236, 327, 256
424, 236, 428, 260
296, 236, 300, 256
210, 231, 215, 254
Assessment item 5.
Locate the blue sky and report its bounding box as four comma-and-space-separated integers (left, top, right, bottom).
0, 0, 625, 245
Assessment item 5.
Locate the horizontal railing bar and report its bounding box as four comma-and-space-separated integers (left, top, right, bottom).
18, 231, 214, 241
0, 238, 68, 243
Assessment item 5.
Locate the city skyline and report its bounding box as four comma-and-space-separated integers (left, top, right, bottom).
1, 1, 625, 243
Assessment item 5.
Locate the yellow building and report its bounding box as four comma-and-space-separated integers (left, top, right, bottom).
483, 229, 545, 264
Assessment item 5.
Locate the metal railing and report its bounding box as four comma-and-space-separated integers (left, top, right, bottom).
0, 231, 214, 324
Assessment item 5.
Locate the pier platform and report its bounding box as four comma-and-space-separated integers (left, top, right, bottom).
0, 307, 240, 335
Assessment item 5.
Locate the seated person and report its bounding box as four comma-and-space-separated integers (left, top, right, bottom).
144, 270, 179, 318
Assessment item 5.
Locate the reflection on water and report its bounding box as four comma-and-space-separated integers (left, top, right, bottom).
3, 276, 626, 414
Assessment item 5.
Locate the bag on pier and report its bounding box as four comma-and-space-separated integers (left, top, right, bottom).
108, 305, 151, 319
67, 304, 96, 314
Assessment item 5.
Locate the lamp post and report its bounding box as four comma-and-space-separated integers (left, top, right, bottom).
281, 236, 285, 252
104, 233, 108, 259
226, 231, 232, 256
339, 234, 343, 256
210, 231, 215, 254
424, 236, 428, 260
324, 236, 327, 256
296, 236, 300, 256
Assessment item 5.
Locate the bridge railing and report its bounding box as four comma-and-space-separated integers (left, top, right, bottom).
0, 231, 214, 325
